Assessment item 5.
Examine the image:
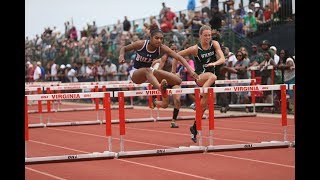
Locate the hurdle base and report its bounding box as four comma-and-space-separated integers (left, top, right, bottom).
291, 141, 295, 147
25, 151, 116, 164
229, 103, 274, 108
46, 120, 101, 127
107, 117, 155, 124
117, 146, 206, 158
206, 141, 290, 152
27, 105, 133, 113
156, 115, 207, 121
28, 123, 46, 128
214, 113, 257, 118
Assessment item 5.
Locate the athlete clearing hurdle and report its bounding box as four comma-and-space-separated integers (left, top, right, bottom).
119, 24, 199, 109
151, 42, 183, 128
172, 25, 226, 143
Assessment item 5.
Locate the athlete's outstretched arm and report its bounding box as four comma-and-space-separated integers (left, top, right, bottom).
118, 40, 144, 64
170, 45, 198, 78
206, 40, 226, 68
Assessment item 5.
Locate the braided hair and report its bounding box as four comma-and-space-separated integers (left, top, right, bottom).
149, 23, 163, 37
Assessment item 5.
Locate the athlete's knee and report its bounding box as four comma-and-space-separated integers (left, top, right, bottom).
162, 103, 169, 109
209, 74, 217, 81
145, 68, 153, 74
206, 74, 216, 85
171, 76, 182, 85
174, 99, 181, 108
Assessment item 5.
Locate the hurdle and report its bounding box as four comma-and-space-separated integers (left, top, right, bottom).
206, 84, 291, 152
153, 79, 258, 121
25, 84, 294, 163
25, 81, 156, 114
227, 65, 276, 110
25, 92, 117, 164
115, 84, 292, 158
116, 90, 206, 158
26, 83, 147, 113
26, 87, 156, 128
26, 91, 107, 127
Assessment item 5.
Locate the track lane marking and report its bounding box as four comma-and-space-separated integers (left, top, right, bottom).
207, 153, 295, 168
25, 167, 67, 180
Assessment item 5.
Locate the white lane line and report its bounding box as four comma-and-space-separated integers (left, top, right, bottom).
29, 140, 88, 153
25, 167, 67, 180
215, 119, 295, 127
207, 153, 295, 168
48, 128, 174, 148
29, 128, 295, 179
49, 127, 253, 144
27, 140, 214, 179
117, 159, 215, 180
155, 121, 295, 136
44, 127, 293, 168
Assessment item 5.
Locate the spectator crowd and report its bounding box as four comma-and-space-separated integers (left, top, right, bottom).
25, 0, 295, 112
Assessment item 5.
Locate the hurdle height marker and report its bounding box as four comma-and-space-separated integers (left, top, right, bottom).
208, 88, 215, 146
119, 92, 125, 152
280, 84, 288, 141
195, 88, 202, 146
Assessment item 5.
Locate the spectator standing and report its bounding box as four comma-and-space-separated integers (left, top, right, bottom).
187, 0, 196, 20
278, 49, 295, 111
209, 6, 222, 32
33, 61, 42, 82
187, 10, 203, 39
118, 60, 129, 81
270, 46, 280, 64
123, 16, 131, 32
243, 9, 257, 37
259, 50, 276, 103
104, 59, 117, 81
159, 2, 168, 19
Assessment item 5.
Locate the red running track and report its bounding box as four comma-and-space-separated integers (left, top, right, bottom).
25, 108, 295, 180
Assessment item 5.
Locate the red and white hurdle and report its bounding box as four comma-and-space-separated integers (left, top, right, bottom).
115, 84, 292, 158
25, 84, 294, 164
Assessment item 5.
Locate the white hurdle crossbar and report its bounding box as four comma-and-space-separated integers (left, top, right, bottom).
25, 85, 293, 164
113, 84, 292, 158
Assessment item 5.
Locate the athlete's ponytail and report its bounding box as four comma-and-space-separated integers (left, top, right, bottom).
149, 24, 163, 37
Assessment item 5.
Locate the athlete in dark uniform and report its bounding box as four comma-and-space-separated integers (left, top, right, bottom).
172, 25, 226, 143
151, 42, 181, 128
119, 24, 199, 109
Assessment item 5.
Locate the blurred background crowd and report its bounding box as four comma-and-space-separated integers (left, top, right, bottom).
25, 0, 295, 112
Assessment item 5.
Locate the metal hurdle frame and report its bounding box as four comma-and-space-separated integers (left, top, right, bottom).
153, 79, 258, 121
25, 92, 116, 164
26, 83, 148, 113
114, 84, 292, 158
25, 84, 294, 164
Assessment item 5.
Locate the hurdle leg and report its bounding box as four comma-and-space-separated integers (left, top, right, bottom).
156, 95, 161, 120
198, 131, 202, 146
209, 130, 213, 146
281, 85, 288, 141
208, 88, 215, 146
195, 89, 202, 146
108, 136, 112, 152
119, 92, 125, 152
104, 93, 112, 151
120, 136, 124, 152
